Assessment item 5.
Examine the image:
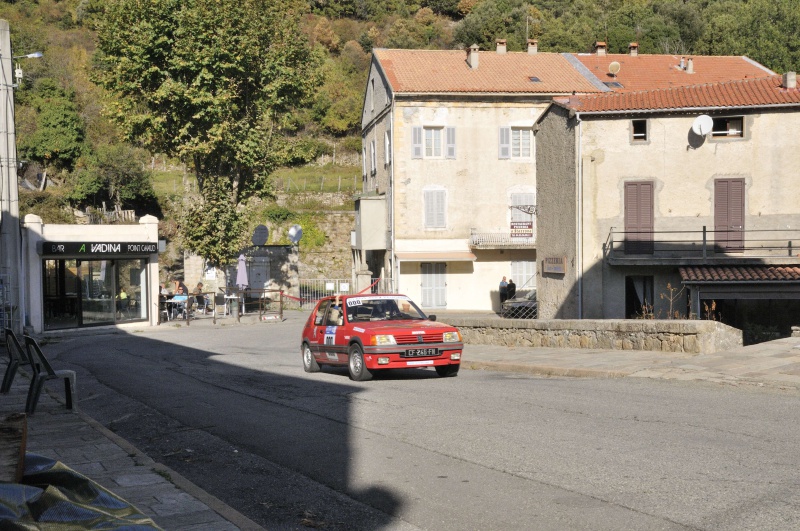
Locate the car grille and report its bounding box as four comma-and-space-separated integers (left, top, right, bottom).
394, 333, 444, 344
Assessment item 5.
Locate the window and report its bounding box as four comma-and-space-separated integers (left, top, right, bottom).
370, 140, 376, 175
511, 261, 537, 290
631, 119, 647, 142
510, 193, 535, 223
384, 132, 391, 165
499, 127, 532, 159
424, 189, 446, 228
712, 117, 744, 138
412, 126, 455, 159
362, 146, 367, 178
370, 79, 375, 111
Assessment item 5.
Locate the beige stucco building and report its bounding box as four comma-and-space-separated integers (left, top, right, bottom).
535, 73, 800, 340
356, 41, 776, 314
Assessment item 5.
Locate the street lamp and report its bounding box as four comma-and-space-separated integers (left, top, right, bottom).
13, 51, 42, 86
0, 19, 42, 334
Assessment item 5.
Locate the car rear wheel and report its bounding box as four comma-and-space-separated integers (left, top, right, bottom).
435, 364, 460, 377
302, 343, 320, 373
348, 344, 373, 381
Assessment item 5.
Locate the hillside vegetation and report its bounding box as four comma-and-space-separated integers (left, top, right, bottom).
6, 0, 798, 267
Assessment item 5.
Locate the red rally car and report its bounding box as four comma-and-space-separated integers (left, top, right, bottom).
301, 294, 463, 381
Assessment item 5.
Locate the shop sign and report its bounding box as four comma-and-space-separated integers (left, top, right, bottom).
543, 256, 567, 274
41, 241, 159, 256
510, 221, 533, 238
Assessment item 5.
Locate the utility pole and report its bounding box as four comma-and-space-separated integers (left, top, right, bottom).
0, 20, 21, 333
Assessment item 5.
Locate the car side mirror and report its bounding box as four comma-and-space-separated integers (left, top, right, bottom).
428, 314, 436, 321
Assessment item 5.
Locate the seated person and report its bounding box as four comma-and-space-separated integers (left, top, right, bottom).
327, 295, 343, 326
192, 282, 209, 312
171, 287, 189, 318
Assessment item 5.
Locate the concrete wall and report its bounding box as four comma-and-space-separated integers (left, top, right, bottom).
445, 317, 743, 355
534, 105, 579, 319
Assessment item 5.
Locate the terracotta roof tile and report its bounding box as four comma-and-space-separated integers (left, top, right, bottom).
373, 49, 602, 94
557, 75, 800, 113
679, 266, 800, 283
571, 54, 774, 92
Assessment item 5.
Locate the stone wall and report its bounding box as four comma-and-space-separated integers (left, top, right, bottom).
442, 318, 743, 355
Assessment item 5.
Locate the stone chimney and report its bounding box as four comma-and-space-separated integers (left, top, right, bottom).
467, 44, 479, 70
679, 56, 685, 70
783, 71, 797, 89
686, 57, 694, 74
527, 39, 538, 54
593, 41, 607, 56
496, 39, 507, 54
628, 42, 638, 56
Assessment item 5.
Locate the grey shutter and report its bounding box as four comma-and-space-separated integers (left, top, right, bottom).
446, 127, 456, 159
624, 182, 654, 255
715, 179, 745, 251
412, 126, 423, 159
424, 190, 446, 228
499, 127, 510, 159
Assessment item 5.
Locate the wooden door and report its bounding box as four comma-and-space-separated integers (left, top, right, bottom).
624, 182, 654, 255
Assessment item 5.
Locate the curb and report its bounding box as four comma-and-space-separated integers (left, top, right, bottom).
465, 361, 631, 379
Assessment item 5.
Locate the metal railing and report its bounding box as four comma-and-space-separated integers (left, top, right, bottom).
469, 228, 536, 248
604, 226, 800, 261
298, 277, 397, 306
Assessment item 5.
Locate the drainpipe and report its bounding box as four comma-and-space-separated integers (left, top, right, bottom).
390, 102, 397, 292
576, 114, 583, 319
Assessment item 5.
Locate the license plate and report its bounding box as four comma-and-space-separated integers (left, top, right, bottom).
405, 347, 438, 357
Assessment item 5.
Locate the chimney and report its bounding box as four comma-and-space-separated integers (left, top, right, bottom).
679, 56, 685, 70
593, 41, 607, 56
496, 39, 507, 54
628, 42, 638, 57
527, 39, 538, 54
467, 44, 479, 70
686, 57, 694, 74
783, 71, 797, 89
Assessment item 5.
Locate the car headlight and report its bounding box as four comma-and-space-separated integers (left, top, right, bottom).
372, 335, 397, 345
442, 331, 461, 342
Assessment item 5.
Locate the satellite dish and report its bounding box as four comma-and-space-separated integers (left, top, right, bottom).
608, 61, 621, 76
288, 224, 303, 244
692, 114, 713, 136
251, 224, 268, 246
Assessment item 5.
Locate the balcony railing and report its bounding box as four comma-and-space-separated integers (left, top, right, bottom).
604, 226, 800, 263
469, 228, 536, 249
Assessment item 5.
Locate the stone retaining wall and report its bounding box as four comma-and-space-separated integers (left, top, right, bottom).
441, 318, 743, 355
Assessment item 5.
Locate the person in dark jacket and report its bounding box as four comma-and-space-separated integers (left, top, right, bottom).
507, 279, 516, 300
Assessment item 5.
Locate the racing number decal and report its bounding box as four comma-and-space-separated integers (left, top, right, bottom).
324, 334, 336, 345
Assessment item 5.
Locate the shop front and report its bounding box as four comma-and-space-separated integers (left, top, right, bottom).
22, 215, 160, 333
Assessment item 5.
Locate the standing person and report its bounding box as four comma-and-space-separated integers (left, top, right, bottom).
499, 276, 508, 304
174, 278, 188, 296
507, 278, 516, 300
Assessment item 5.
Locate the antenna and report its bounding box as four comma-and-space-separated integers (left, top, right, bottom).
608, 61, 621, 78
288, 224, 303, 244
691, 115, 713, 136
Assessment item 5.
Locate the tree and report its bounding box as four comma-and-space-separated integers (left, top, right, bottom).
92, 0, 320, 266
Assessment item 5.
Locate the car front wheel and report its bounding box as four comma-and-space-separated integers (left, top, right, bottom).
348, 344, 373, 381
302, 343, 320, 373
435, 364, 460, 377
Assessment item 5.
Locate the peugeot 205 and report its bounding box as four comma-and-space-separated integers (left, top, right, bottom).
301, 294, 463, 381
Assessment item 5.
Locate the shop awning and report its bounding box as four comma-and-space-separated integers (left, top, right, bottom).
395, 251, 477, 262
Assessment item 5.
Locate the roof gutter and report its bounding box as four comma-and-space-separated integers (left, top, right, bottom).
559, 101, 800, 117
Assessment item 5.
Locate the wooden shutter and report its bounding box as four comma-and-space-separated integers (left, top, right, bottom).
714, 179, 745, 252
624, 182, 654, 255
424, 190, 446, 228
446, 127, 456, 159
499, 127, 510, 159
412, 127, 422, 159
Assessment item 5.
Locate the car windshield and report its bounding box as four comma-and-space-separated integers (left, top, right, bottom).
345, 296, 427, 322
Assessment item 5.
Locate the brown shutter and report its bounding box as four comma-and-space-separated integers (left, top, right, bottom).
714, 179, 745, 252
624, 182, 654, 254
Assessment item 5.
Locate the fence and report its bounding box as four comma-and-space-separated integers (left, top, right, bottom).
298, 278, 397, 307
175, 289, 284, 324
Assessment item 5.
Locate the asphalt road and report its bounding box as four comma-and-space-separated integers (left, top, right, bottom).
49, 318, 800, 530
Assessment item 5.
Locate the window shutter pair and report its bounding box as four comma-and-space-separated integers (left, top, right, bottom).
424, 189, 446, 228
412, 126, 456, 159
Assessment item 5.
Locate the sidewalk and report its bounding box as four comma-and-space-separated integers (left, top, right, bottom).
0, 369, 261, 530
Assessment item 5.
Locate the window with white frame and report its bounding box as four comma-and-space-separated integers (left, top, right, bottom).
499, 127, 532, 159
511, 260, 537, 291
384, 132, 391, 165
711, 116, 744, 138
370, 140, 376, 175
631, 119, 648, 142
412, 126, 455, 159
510, 193, 535, 222
362, 146, 367, 179
424, 188, 446, 229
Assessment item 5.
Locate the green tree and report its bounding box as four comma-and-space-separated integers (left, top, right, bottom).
17, 78, 86, 176
92, 0, 320, 266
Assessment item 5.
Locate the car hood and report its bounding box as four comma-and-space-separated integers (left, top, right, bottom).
351, 320, 456, 333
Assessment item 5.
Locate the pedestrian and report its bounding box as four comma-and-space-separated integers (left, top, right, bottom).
499, 276, 508, 303
174, 277, 188, 295
507, 278, 516, 300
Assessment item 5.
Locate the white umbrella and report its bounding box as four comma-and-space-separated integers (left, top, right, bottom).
236, 254, 249, 290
